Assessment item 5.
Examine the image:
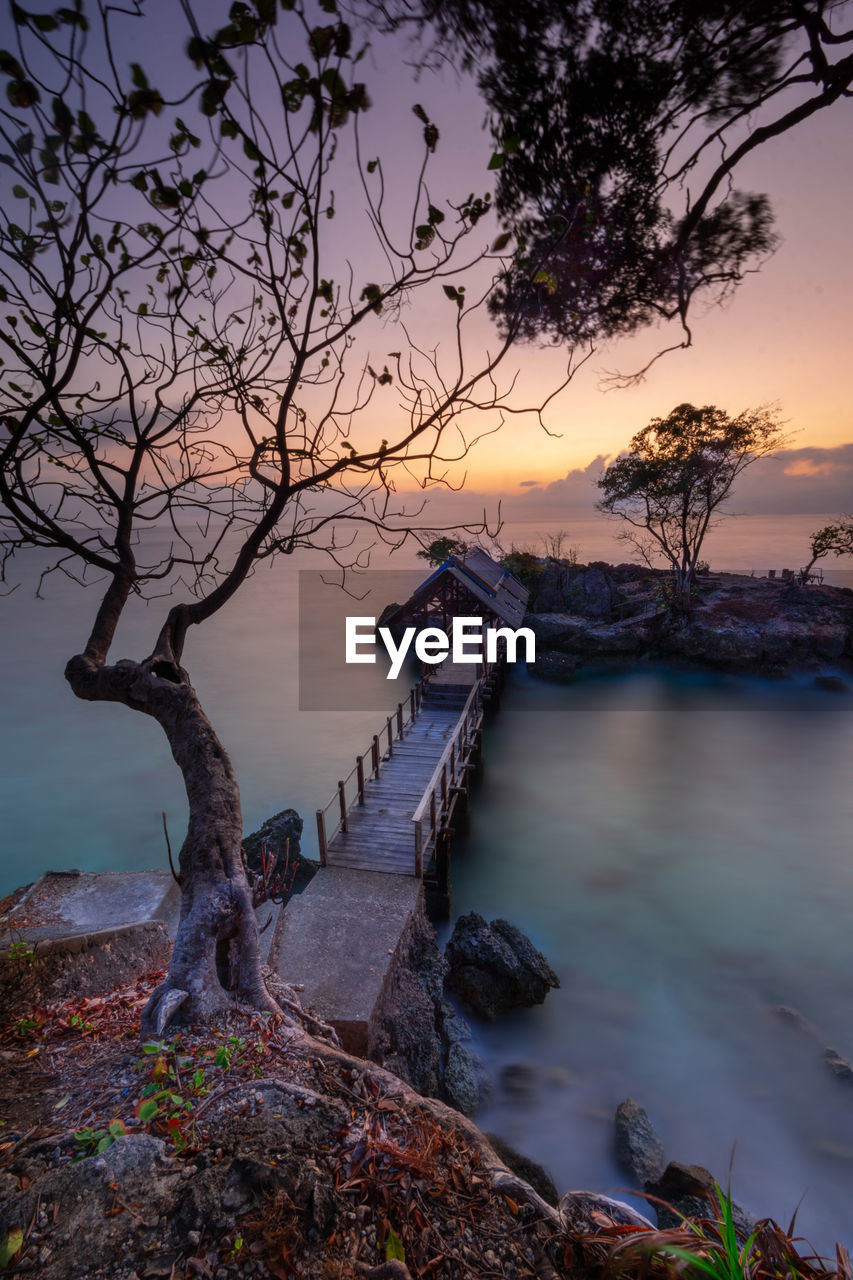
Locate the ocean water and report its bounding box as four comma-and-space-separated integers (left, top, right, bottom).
1, 515, 852, 1249
446, 667, 853, 1252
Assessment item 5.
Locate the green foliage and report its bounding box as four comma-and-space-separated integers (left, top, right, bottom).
72, 1120, 126, 1162
416, 536, 468, 566
385, 1225, 406, 1262
658, 1183, 759, 1280
0, 1228, 23, 1269
6, 940, 34, 964
498, 549, 542, 589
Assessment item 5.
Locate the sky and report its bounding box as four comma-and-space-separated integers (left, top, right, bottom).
2, 0, 851, 525
357, 39, 853, 509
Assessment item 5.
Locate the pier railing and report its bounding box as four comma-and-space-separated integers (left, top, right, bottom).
411, 677, 484, 877
315, 675, 429, 866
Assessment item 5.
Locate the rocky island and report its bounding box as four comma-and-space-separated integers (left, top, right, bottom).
513, 558, 853, 680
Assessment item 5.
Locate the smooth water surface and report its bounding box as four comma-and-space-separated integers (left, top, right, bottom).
447, 668, 853, 1250
1, 532, 852, 1249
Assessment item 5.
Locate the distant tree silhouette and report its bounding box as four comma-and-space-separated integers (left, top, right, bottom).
597, 405, 786, 606
802, 519, 853, 582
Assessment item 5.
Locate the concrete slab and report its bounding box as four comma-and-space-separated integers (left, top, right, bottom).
269, 867, 422, 1054
2, 869, 181, 945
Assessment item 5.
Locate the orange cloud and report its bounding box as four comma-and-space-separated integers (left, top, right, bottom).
784, 458, 852, 477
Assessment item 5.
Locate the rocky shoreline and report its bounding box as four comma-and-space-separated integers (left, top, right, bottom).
517, 561, 853, 679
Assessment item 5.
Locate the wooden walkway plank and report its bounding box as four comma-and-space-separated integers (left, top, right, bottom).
324, 686, 471, 877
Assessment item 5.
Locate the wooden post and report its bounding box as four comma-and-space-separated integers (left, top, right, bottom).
397, 702, 404, 739
372, 734, 380, 779
409, 688, 416, 723
316, 809, 327, 867
450, 741, 456, 784
430, 790, 436, 839
435, 829, 450, 901
440, 762, 447, 807
356, 755, 365, 805
338, 780, 347, 833
386, 717, 393, 757
414, 820, 423, 878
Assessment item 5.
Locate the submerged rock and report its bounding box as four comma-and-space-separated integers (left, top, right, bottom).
485, 1132, 560, 1206
824, 1047, 853, 1081
444, 913, 560, 1020
646, 1161, 754, 1234
614, 1098, 666, 1185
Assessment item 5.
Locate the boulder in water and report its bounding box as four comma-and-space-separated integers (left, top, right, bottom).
614, 1098, 665, 1185
444, 913, 560, 1019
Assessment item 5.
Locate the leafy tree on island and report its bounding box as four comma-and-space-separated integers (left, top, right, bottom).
597, 405, 786, 607
416, 535, 468, 566
0, 0, 564, 1035
801, 519, 853, 582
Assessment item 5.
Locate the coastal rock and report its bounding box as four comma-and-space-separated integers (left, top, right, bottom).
769, 1005, 818, 1037
243, 808, 316, 902
614, 1098, 666, 1185
528, 567, 853, 678
369, 905, 487, 1115
646, 1162, 754, 1234
530, 565, 618, 619
444, 913, 560, 1020
485, 1133, 559, 1206
814, 674, 849, 692
500, 1061, 541, 1100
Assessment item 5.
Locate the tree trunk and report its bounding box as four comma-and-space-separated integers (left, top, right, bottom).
65, 652, 282, 1036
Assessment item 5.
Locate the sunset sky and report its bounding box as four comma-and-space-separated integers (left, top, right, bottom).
358, 45, 853, 507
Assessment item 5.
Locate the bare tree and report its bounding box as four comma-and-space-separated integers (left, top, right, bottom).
0, 0, 564, 1033
801, 518, 853, 581
597, 404, 787, 607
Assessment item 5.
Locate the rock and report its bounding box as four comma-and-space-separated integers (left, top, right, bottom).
614, 1098, 665, 1185
444, 913, 560, 1020
824, 1047, 853, 1081
444, 1041, 484, 1116
368, 905, 487, 1115
646, 1162, 754, 1234
814, 675, 848, 692
499, 1061, 541, 1100
769, 1005, 818, 1036
242, 808, 315, 903
485, 1133, 559, 1207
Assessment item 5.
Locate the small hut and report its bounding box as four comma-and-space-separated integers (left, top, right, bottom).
380, 547, 529, 635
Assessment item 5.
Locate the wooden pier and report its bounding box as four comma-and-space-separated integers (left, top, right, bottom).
315, 658, 500, 895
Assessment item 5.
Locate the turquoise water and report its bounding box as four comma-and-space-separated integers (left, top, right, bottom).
2, 549, 852, 1249
446, 667, 853, 1251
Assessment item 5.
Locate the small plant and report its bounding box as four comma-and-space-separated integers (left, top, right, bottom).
657, 1183, 759, 1280
10, 1014, 41, 1039
73, 1120, 126, 1163
214, 1035, 247, 1070
6, 940, 34, 964
0, 1227, 23, 1269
